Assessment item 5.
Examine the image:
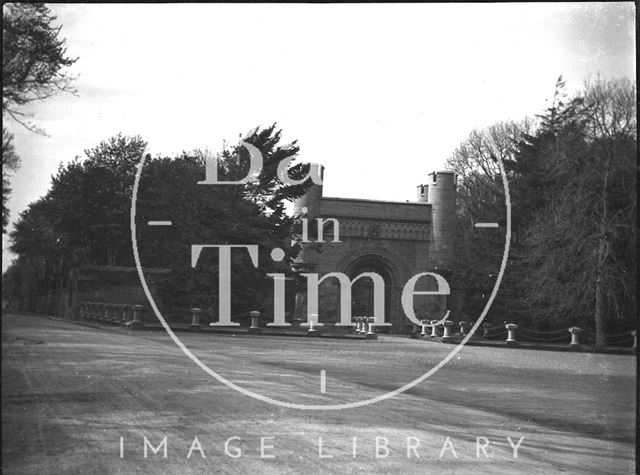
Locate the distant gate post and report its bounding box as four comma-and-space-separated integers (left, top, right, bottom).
430, 320, 439, 338
361, 317, 369, 334
366, 317, 377, 340
109, 304, 120, 323
191, 308, 202, 331
306, 314, 320, 336
420, 320, 429, 337
120, 305, 132, 326
568, 327, 581, 349
442, 320, 455, 343
505, 323, 519, 347
118, 304, 127, 325
249, 310, 261, 334
101, 304, 110, 322
130, 305, 145, 330
482, 322, 492, 339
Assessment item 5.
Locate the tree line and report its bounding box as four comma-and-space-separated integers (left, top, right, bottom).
3, 126, 311, 315
3, 77, 636, 344
448, 77, 636, 345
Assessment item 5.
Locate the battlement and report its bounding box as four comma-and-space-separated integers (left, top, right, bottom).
427, 170, 457, 187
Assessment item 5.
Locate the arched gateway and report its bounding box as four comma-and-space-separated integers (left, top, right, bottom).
292, 165, 458, 334
344, 254, 396, 326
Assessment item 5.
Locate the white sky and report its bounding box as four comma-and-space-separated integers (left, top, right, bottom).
2, 3, 636, 271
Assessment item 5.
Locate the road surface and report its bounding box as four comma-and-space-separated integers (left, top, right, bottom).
2, 312, 635, 474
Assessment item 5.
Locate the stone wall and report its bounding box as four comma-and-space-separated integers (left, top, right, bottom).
293, 167, 457, 334
67, 266, 171, 320
7, 266, 172, 321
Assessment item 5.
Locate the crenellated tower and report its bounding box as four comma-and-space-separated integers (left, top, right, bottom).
418, 170, 457, 272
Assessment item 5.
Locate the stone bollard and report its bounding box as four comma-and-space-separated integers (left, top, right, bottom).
118, 303, 129, 325
420, 320, 429, 337
101, 303, 110, 322
442, 320, 455, 343
248, 310, 261, 334
109, 304, 120, 323
505, 323, 519, 347
568, 327, 581, 349
306, 314, 320, 336
430, 320, 439, 338
130, 305, 145, 330
107, 303, 117, 323
191, 308, 203, 331
482, 322, 492, 339
91, 303, 99, 320
366, 317, 377, 340
120, 305, 131, 326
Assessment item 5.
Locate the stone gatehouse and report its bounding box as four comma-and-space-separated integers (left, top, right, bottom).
292, 165, 458, 334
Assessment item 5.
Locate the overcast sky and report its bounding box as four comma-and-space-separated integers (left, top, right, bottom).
2, 3, 636, 271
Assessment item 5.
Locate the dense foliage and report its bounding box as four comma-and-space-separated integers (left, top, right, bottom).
447, 77, 636, 344
5, 125, 311, 315
3, 77, 636, 343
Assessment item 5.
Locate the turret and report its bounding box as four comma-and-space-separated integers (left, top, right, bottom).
293, 164, 324, 219
416, 184, 429, 203
424, 170, 457, 271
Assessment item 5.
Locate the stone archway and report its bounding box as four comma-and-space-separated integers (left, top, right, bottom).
347, 258, 392, 318
341, 252, 403, 332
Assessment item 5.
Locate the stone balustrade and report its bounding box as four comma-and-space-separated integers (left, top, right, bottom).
75, 302, 634, 353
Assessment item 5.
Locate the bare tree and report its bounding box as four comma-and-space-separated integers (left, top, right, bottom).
2, 3, 77, 133
583, 78, 637, 345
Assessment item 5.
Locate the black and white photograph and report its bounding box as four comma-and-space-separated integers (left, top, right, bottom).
1, 3, 636, 474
